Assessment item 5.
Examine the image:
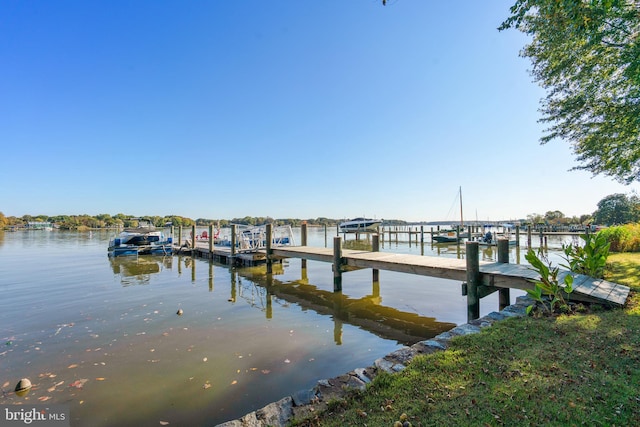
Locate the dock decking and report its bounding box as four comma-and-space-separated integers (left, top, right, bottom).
270, 246, 629, 307
183, 241, 629, 308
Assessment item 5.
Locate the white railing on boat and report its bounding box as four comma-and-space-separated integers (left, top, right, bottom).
233, 224, 295, 253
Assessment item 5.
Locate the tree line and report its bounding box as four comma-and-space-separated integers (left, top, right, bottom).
0, 213, 352, 230
2, 193, 639, 231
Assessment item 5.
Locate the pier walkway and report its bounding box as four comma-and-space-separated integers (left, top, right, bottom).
177, 220, 629, 320
184, 240, 629, 309
269, 246, 629, 307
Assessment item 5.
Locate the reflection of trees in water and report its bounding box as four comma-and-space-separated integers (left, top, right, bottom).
342, 239, 373, 251
110, 256, 173, 286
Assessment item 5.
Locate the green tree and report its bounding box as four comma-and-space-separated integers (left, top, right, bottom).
544, 210, 566, 224
592, 192, 640, 224
500, 1, 640, 184
0, 212, 6, 229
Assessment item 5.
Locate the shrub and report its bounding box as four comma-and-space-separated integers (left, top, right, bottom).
525, 249, 574, 315
561, 233, 610, 279
598, 224, 640, 252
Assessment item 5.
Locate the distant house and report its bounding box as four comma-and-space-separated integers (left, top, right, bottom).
26, 221, 53, 231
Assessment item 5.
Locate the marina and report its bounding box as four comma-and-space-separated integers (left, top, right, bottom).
182, 224, 629, 317
1, 226, 629, 426
1, 228, 469, 426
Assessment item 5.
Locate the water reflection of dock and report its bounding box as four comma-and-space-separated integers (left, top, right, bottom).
174, 254, 456, 346
237, 267, 457, 346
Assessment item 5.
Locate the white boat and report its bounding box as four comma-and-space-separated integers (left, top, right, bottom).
108, 228, 173, 257
339, 218, 382, 233
476, 230, 517, 247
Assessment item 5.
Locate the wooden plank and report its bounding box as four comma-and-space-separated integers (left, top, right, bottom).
260, 245, 629, 307
608, 284, 631, 306
271, 246, 334, 263
584, 279, 616, 299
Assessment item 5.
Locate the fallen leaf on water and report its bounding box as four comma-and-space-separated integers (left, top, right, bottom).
96, 378, 106, 381
203, 383, 211, 389
203, 357, 207, 362
231, 380, 237, 385
284, 359, 291, 364
261, 370, 271, 375
160, 421, 169, 426
2, 381, 9, 388
47, 380, 65, 392
38, 396, 51, 401
69, 379, 88, 389
68, 364, 79, 369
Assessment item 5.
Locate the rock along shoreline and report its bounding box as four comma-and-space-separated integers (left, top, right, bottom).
217, 296, 534, 427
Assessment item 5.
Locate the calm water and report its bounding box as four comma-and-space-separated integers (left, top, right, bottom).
0, 228, 575, 426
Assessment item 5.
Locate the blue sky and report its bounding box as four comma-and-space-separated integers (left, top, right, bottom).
2, 0, 638, 222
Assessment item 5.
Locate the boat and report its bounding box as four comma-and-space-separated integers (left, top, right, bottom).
108, 227, 173, 257
432, 233, 462, 243
476, 230, 517, 247
213, 224, 294, 252
432, 187, 465, 244
339, 218, 382, 233
478, 239, 517, 247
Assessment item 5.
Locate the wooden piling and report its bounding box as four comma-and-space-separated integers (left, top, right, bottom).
466, 241, 480, 322
301, 223, 308, 269
191, 225, 196, 249
208, 224, 213, 255
539, 229, 544, 248
266, 223, 273, 274
324, 224, 327, 247
333, 236, 342, 291
231, 224, 237, 260
497, 238, 511, 309
372, 234, 379, 282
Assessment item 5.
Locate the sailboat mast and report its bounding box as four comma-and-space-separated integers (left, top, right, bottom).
459, 186, 463, 229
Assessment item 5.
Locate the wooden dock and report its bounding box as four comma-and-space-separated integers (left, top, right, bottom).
178, 224, 630, 321
269, 246, 628, 306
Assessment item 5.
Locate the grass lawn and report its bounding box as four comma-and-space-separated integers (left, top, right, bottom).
293, 253, 640, 426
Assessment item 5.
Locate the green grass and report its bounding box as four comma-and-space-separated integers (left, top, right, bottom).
293, 253, 640, 427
